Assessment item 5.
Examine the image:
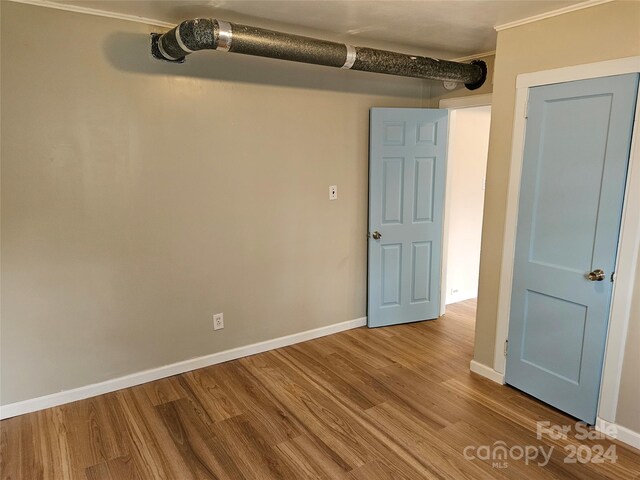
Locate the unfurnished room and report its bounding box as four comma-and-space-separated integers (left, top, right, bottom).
1, 0, 640, 478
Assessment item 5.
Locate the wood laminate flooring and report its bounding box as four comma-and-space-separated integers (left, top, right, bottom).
1, 300, 639, 479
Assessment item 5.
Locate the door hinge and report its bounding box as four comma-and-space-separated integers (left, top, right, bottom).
504, 339, 509, 357
611, 271, 615, 283
367, 232, 371, 239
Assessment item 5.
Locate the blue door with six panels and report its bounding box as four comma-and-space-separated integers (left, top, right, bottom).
368, 108, 448, 328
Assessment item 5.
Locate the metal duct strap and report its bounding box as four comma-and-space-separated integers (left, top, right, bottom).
151, 18, 487, 90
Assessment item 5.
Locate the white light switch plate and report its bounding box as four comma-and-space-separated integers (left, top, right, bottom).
329, 185, 337, 200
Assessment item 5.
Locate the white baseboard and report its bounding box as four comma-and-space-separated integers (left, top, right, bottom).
446, 290, 478, 305
596, 417, 640, 450
470, 360, 505, 384
0, 316, 367, 420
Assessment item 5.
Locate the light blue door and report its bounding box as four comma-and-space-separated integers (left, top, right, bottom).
368, 108, 448, 328
505, 74, 639, 424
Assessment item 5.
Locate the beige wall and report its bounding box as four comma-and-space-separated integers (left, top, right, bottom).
0, 2, 438, 404
474, 0, 640, 431
444, 106, 491, 304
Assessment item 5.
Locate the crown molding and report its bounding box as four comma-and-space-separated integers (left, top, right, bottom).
11, 1, 614, 43
7, 0, 175, 28
452, 51, 496, 62
495, 0, 614, 32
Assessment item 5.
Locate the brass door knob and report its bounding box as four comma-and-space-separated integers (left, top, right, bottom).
372, 231, 382, 240
587, 269, 606, 281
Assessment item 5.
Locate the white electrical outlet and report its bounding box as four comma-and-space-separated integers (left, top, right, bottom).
213, 313, 224, 331
329, 185, 337, 200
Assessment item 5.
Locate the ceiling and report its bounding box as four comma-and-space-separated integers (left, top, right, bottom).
47, 0, 587, 57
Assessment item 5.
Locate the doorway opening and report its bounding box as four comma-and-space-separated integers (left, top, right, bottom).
439, 99, 492, 312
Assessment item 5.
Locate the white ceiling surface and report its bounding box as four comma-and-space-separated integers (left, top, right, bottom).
47, 0, 586, 57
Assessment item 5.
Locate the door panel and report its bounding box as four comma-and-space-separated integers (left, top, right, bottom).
521, 290, 587, 384
381, 244, 402, 306
368, 108, 448, 328
414, 157, 435, 222
411, 241, 432, 303
505, 74, 639, 424
382, 158, 404, 224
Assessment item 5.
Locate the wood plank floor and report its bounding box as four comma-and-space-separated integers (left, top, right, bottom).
1, 299, 639, 479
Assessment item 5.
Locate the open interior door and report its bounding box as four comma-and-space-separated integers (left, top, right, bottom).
368, 108, 449, 328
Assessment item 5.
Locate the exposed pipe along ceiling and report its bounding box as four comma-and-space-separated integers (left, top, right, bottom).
151, 19, 488, 90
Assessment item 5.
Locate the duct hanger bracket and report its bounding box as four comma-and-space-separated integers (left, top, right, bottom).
151, 33, 185, 64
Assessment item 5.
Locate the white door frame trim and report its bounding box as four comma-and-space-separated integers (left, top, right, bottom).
493, 56, 640, 425
438, 94, 493, 315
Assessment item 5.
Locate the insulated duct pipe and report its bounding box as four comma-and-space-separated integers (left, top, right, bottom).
151, 19, 487, 90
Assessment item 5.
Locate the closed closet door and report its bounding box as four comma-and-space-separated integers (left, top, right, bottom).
505, 74, 639, 424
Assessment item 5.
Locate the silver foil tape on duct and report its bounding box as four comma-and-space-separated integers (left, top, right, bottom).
151, 18, 487, 90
